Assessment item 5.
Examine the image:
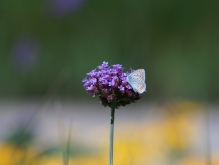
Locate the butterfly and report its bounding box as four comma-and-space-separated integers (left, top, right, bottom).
126, 69, 146, 94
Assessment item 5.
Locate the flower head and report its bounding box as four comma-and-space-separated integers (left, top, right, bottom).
82, 61, 143, 108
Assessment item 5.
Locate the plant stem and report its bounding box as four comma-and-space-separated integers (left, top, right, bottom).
109, 101, 116, 165
205, 107, 212, 165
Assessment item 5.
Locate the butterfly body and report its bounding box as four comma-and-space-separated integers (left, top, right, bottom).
126, 69, 146, 94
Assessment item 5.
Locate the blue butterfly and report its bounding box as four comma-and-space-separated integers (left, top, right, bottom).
126, 69, 146, 94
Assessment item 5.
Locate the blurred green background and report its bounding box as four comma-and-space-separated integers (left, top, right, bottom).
0, 0, 218, 100
0, 1, 219, 164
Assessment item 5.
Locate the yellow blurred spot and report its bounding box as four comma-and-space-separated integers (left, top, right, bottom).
177, 156, 206, 165
0, 143, 26, 165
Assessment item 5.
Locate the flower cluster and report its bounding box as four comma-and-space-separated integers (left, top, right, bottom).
82, 61, 142, 108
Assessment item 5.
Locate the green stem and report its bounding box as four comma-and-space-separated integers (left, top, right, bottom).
109, 101, 116, 165
206, 107, 212, 165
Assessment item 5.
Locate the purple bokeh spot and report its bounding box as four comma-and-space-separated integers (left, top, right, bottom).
11, 35, 39, 72
48, 0, 84, 17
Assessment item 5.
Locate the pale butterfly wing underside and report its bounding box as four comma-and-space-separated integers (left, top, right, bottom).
126, 69, 146, 94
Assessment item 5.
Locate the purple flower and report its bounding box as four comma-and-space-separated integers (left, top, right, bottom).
102, 61, 109, 68
108, 79, 116, 87
120, 72, 127, 77
99, 77, 108, 85
111, 69, 118, 76
98, 61, 109, 70
126, 85, 132, 89
10, 34, 39, 73
112, 64, 123, 75
46, 0, 85, 17
87, 69, 96, 77
86, 85, 93, 91
122, 80, 128, 86
126, 90, 133, 97
82, 61, 142, 108
90, 78, 97, 85
82, 78, 87, 83
102, 88, 110, 95
118, 85, 125, 94
107, 94, 114, 102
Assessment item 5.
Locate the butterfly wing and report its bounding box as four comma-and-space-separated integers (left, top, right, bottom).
129, 69, 145, 80
127, 69, 146, 94
131, 78, 146, 94
127, 75, 138, 92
